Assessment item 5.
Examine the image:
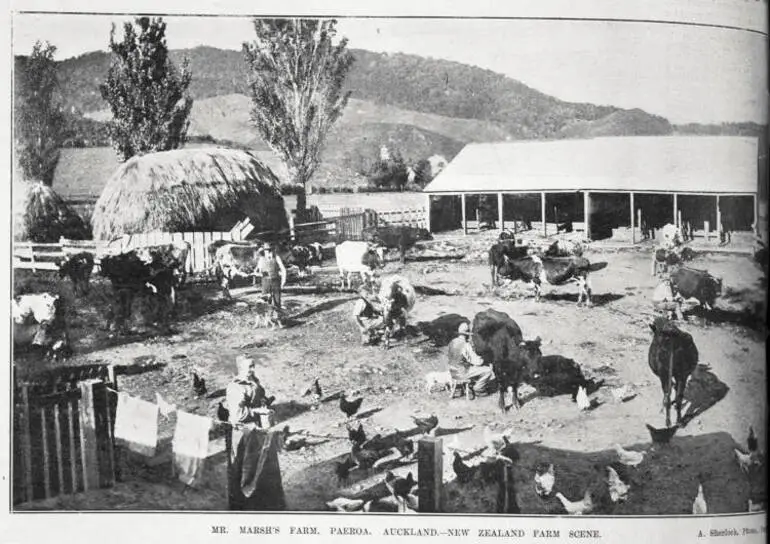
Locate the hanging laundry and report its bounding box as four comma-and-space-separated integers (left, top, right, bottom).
114, 392, 159, 457
156, 392, 177, 417
229, 425, 285, 511
173, 411, 211, 487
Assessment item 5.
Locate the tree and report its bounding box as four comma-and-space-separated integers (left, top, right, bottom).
14, 41, 65, 186
99, 17, 193, 162
243, 18, 354, 217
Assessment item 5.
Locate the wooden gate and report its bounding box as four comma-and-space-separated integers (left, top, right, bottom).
334, 210, 378, 242
13, 364, 118, 505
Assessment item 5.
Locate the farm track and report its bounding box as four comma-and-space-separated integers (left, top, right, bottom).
13, 241, 767, 513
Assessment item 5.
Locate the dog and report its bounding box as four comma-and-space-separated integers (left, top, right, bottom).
425, 370, 453, 393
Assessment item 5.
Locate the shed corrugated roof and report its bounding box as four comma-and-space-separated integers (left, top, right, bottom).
423, 136, 758, 195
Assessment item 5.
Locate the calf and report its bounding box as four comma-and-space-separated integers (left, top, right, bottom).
648, 317, 698, 427
13, 293, 72, 360
211, 242, 263, 298
362, 225, 433, 264
378, 275, 416, 349
670, 266, 722, 311
134, 241, 191, 291
498, 255, 606, 306
58, 252, 95, 295
651, 246, 696, 277
471, 309, 542, 412
335, 241, 384, 290
489, 240, 530, 286
100, 252, 176, 333
544, 239, 583, 258
529, 355, 601, 401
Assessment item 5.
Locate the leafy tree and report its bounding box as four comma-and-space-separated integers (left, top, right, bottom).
14, 41, 65, 185
243, 18, 354, 217
99, 17, 193, 162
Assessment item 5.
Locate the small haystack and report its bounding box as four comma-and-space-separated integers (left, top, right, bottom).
13, 178, 90, 243
91, 148, 289, 240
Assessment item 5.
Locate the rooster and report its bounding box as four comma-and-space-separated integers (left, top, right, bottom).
192, 370, 207, 396
385, 471, 416, 507
347, 422, 367, 446
411, 414, 439, 436
335, 456, 357, 486
646, 423, 678, 445
340, 393, 364, 419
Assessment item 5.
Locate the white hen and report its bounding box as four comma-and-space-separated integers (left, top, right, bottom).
326, 497, 365, 512
534, 464, 555, 498
607, 466, 630, 503
555, 489, 594, 515
576, 386, 590, 411
692, 484, 707, 515
615, 444, 645, 467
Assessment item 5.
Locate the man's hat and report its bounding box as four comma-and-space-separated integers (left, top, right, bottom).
261, 242, 272, 251
457, 322, 471, 336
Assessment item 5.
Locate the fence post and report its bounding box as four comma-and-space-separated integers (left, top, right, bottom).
78, 379, 115, 490
417, 437, 442, 513
289, 215, 296, 241
20, 385, 34, 502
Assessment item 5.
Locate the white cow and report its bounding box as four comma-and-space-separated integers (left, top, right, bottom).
13, 292, 70, 358
335, 241, 384, 290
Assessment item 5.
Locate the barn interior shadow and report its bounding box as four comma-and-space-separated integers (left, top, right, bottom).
678, 364, 730, 428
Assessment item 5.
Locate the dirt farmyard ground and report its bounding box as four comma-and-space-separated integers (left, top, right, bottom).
14, 233, 767, 514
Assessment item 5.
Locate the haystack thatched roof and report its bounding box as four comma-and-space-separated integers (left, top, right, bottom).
13, 178, 90, 243
91, 147, 288, 240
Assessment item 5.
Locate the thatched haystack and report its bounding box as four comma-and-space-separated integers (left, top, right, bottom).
13, 178, 90, 243
91, 148, 289, 240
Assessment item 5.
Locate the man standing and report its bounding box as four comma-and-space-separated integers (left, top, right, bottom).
257, 242, 287, 309
447, 322, 495, 399
226, 356, 269, 426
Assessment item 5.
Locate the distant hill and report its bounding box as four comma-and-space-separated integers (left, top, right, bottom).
558, 109, 673, 139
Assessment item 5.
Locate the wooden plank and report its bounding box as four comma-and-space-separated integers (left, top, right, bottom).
20, 385, 34, 503
40, 407, 51, 499
67, 400, 77, 494
92, 382, 116, 488
53, 403, 64, 495
78, 380, 100, 492
192, 231, 202, 273
417, 437, 442, 513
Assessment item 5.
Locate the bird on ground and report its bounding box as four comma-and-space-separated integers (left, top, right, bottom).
411, 414, 439, 436
555, 489, 594, 515
216, 401, 229, 423
335, 456, 357, 486
534, 463, 555, 498
735, 449, 755, 474
192, 370, 207, 396
646, 423, 678, 445
452, 451, 475, 483
347, 422, 367, 446
394, 433, 415, 459
385, 471, 416, 502
351, 443, 380, 470
576, 386, 590, 411
612, 384, 637, 403
614, 444, 645, 467
692, 483, 707, 515
748, 426, 759, 454
340, 394, 364, 419
326, 497, 365, 512
302, 378, 323, 399
607, 466, 630, 503
261, 395, 276, 409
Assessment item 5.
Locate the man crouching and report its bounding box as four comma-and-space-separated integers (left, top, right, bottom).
353, 286, 385, 345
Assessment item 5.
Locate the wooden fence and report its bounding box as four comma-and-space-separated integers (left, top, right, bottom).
378, 207, 428, 229
13, 364, 118, 505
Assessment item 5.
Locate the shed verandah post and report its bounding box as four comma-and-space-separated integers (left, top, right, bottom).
630, 192, 635, 244
541, 192, 547, 236
461, 193, 468, 236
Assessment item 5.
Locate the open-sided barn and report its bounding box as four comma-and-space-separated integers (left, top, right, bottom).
91, 147, 289, 240
422, 136, 761, 242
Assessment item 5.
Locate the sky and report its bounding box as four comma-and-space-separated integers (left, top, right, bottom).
11, 11, 768, 125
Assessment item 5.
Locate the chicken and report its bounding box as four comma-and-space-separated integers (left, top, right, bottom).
261, 395, 276, 408
735, 449, 754, 474
385, 471, 416, 501
534, 463, 555, 498
607, 466, 630, 503
576, 386, 590, 411
216, 401, 229, 423
452, 452, 475, 483
351, 443, 380, 470
612, 384, 637, 403
692, 483, 707, 514
394, 434, 415, 459
646, 423, 678, 445
192, 370, 207, 396
411, 414, 439, 436
748, 426, 759, 453
555, 489, 594, 515
326, 497, 365, 512
340, 394, 364, 419
404, 493, 419, 512
347, 422, 367, 446
614, 444, 645, 467
335, 456, 357, 486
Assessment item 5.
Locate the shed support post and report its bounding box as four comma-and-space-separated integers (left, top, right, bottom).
583, 191, 591, 240
418, 437, 443, 513
461, 194, 467, 236
754, 194, 759, 236
541, 192, 547, 237
630, 192, 635, 244
673, 194, 678, 226
716, 195, 721, 235
425, 193, 432, 233
497, 192, 504, 232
